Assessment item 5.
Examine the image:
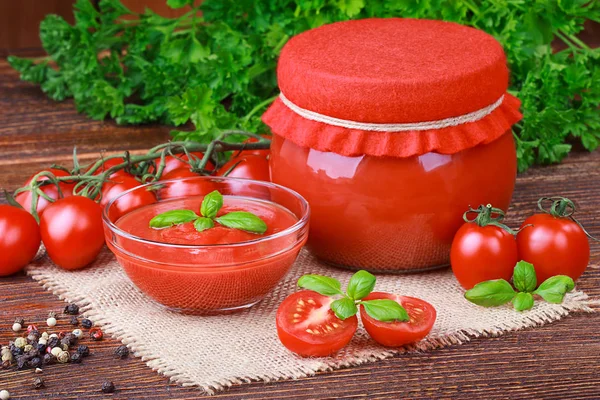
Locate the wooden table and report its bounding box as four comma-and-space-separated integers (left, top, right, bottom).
0, 56, 599, 400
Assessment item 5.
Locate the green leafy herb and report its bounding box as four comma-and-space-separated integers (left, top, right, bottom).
465, 261, 576, 311
297, 270, 409, 323
346, 270, 376, 300
534, 275, 575, 303
215, 211, 267, 234
297, 275, 344, 297
8, 0, 600, 169
360, 299, 409, 322
149, 209, 198, 228
193, 217, 214, 232
200, 190, 223, 219
512, 292, 534, 312
464, 279, 517, 307
331, 298, 358, 320
512, 261, 537, 293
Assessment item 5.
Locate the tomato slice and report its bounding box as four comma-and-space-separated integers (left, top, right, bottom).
360, 292, 436, 347
276, 291, 358, 357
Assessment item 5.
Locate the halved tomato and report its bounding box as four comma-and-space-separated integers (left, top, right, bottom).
360, 292, 436, 347
276, 291, 357, 357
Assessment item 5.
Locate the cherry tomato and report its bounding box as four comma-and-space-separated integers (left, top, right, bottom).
217, 154, 270, 181
517, 213, 590, 284
450, 222, 518, 289
360, 293, 436, 347
40, 196, 104, 270
100, 176, 156, 220
15, 168, 75, 215
158, 168, 217, 199
276, 291, 358, 357
154, 152, 214, 176
236, 135, 271, 158
0, 205, 41, 276
89, 157, 131, 178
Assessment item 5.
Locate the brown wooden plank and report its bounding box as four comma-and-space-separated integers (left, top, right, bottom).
1, 55, 600, 400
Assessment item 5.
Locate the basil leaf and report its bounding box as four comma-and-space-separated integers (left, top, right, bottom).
360, 299, 409, 322
215, 211, 267, 234
346, 270, 376, 300
534, 275, 575, 303
464, 279, 516, 307
297, 275, 344, 296
200, 190, 223, 219
512, 292, 534, 311
331, 298, 358, 320
149, 209, 198, 228
193, 217, 214, 232
512, 260, 537, 293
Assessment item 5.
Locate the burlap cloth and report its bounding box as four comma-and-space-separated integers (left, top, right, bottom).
26, 248, 596, 395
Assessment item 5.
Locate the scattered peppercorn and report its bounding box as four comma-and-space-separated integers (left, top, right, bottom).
35, 367, 43, 374
14, 337, 27, 349
33, 377, 45, 389
16, 355, 28, 370
36, 343, 46, 354
81, 319, 93, 329
1, 360, 10, 369
27, 330, 40, 343
27, 325, 38, 334
58, 331, 66, 340
77, 345, 90, 357
50, 347, 62, 357
0, 389, 10, 400
70, 316, 79, 326
61, 344, 69, 352
101, 381, 115, 394
72, 329, 83, 339
89, 328, 103, 341
1, 353, 12, 363
64, 304, 80, 315
114, 345, 129, 359
56, 351, 70, 364
23, 344, 33, 353
12, 318, 23, 332
70, 352, 82, 364
28, 357, 43, 369
10, 343, 23, 357
42, 354, 54, 365
47, 337, 59, 349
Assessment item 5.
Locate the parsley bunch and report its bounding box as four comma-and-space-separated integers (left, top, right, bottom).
8, 0, 600, 170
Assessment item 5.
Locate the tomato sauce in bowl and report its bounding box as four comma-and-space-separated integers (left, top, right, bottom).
102, 177, 310, 314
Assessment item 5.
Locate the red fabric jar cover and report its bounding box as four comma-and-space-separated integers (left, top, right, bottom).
262, 18, 523, 158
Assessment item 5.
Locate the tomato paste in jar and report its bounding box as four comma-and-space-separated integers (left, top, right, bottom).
263, 18, 522, 272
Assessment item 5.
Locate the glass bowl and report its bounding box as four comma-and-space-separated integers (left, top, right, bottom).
102, 176, 310, 314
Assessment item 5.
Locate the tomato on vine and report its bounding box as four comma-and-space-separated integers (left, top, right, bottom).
0, 205, 41, 276
40, 196, 105, 270
158, 168, 217, 199
237, 135, 271, 158
89, 157, 132, 178
517, 197, 593, 283
450, 204, 518, 289
100, 175, 156, 220
15, 168, 75, 215
217, 154, 270, 181
154, 152, 215, 176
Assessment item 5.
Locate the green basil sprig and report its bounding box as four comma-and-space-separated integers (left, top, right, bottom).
297, 271, 409, 322
148, 190, 267, 234
464, 260, 575, 311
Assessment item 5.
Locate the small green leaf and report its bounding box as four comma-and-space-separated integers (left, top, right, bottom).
464, 279, 517, 307
360, 299, 409, 322
331, 298, 358, 320
149, 209, 198, 228
512, 292, 534, 311
200, 190, 223, 219
297, 275, 343, 297
534, 275, 575, 303
193, 217, 214, 232
513, 261, 537, 293
215, 211, 267, 234
166, 0, 193, 9
346, 270, 376, 300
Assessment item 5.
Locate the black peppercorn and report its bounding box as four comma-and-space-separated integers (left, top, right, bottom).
77, 345, 90, 357
33, 377, 45, 389
61, 333, 77, 346
26, 348, 40, 359
47, 337, 59, 349
71, 352, 83, 364
81, 319, 93, 329
29, 357, 43, 369
64, 304, 80, 315
70, 316, 79, 326
16, 355, 29, 370
42, 353, 54, 365
10, 343, 23, 357
114, 345, 129, 359
101, 381, 115, 394
27, 331, 40, 343
15, 317, 25, 326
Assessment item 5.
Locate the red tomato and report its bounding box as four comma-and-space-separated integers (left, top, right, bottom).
517, 213, 590, 283
15, 168, 75, 215
217, 154, 270, 181
450, 222, 518, 289
158, 168, 217, 199
276, 291, 358, 357
360, 293, 436, 347
236, 135, 271, 158
40, 196, 104, 270
100, 176, 156, 220
89, 157, 131, 178
154, 152, 214, 176
0, 205, 41, 276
